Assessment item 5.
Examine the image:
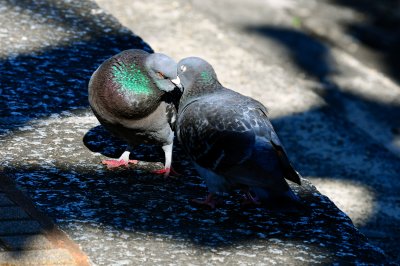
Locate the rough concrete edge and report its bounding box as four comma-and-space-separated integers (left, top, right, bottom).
0, 173, 91, 266
301, 177, 393, 264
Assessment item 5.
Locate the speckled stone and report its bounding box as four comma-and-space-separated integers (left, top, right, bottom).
0, 0, 391, 265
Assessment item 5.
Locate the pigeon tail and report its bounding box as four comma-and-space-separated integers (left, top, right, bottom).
270, 141, 301, 185
251, 186, 304, 212
251, 186, 299, 201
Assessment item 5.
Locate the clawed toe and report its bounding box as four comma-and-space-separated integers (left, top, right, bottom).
191, 198, 217, 209
190, 194, 221, 209
101, 159, 138, 169
152, 167, 181, 177
241, 192, 262, 207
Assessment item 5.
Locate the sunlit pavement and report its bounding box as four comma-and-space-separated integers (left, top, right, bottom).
0, 0, 399, 264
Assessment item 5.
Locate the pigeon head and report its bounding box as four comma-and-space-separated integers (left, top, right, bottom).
145, 53, 181, 92
176, 57, 220, 92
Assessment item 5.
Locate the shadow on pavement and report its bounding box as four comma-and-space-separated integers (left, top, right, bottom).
82, 125, 167, 164
245, 26, 334, 81
243, 24, 400, 262
1, 150, 383, 264
332, 0, 400, 84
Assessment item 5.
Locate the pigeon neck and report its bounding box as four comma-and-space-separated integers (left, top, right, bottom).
112, 60, 152, 95
180, 80, 222, 107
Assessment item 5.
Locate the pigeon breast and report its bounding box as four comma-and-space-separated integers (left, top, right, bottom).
89, 49, 163, 123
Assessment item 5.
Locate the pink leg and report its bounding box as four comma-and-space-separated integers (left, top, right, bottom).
151, 143, 179, 177
191, 193, 220, 209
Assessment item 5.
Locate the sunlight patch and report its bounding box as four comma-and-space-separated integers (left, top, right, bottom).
309, 177, 376, 227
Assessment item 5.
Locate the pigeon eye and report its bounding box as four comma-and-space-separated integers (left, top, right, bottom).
180, 65, 187, 72
156, 72, 166, 79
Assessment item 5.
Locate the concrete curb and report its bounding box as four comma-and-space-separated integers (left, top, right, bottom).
0, 174, 90, 266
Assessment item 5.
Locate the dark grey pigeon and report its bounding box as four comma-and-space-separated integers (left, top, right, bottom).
175, 57, 302, 208
88, 49, 182, 176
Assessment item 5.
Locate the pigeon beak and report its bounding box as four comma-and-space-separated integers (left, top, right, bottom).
171, 76, 183, 90
171, 76, 180, 86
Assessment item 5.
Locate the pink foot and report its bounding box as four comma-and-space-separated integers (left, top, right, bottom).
241, 191, 261, 207
152, 167, 181, 177
101, 159, 138, 169
191, 193, 220, 209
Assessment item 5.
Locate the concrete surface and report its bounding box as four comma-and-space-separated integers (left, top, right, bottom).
0, 0, 399, 264
94, 0, 400, 262
1, 111, 390, 265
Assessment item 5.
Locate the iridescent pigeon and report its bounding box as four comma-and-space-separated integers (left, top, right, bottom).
175, 57, 301, 208
88, 49, 182, 176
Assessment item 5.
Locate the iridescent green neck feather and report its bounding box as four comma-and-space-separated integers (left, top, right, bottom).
200, 71, 214, 86
112, 62, 151, 95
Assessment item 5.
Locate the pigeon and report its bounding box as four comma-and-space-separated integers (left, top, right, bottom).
175, 57, 301, 208
88, 49, 182, 176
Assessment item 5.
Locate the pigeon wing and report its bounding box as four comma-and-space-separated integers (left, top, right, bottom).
177, 97, 256, 171
178, 93, 300, 186
256, 104, 302, 185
